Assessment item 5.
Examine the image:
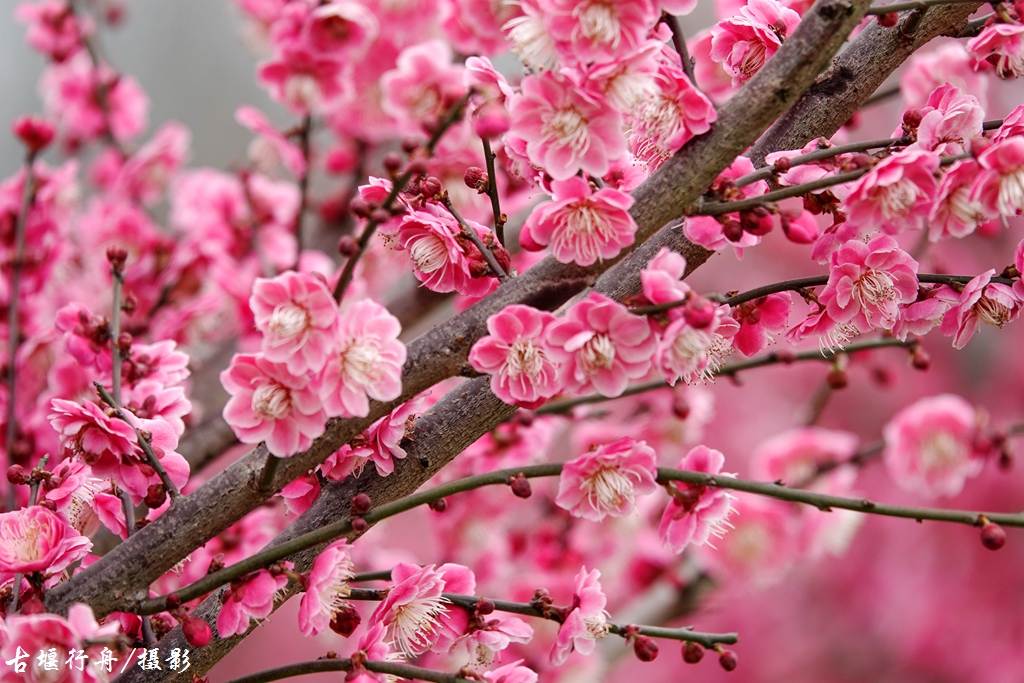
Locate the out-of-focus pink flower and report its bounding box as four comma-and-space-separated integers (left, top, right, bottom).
15, 0, 94, 62
316, 300, 405, 419
970, 137, 1024, 218
750, 427, 859, 486
459, 617, 534, 668
640, 247, 691, 308
469, 305, 562, 408
550, 567, 609, 665
928, 159, 989, 241
251, 271, 340, 376
114, 122, 191, 205
442, 0, 521, 56
845, 149, 939, 234
0, 505, 90, 575
520, 176, 636, 266
660, 445, 735, 552
883, 394, 986, 498
556, 437, 658, 521
1, 604, 118, 683
381, 40, 466, 135
939, 269, 1022, 348
690, 29, 736, 106
306, 1, 378, 57
257, 47, 349, 113
483, 660, 538, 683
819, 235, 919, 333
901, 41, 988, 109
698, 493, 801, 583
217, 567, 289, 638
464, 56, 515, 138
630, 62, 717, 171
236, 106, 307, 177
298, 539, 356, 636
967, 23, 1024, 79
912, 83, 984, 155
546, 293, 656, 397
221, 353, 328, 457
508, 71, 626, 181
542, 0, 659, 67
710, 0, 801, 86
731, 292, 791, 356
504, 0, 559, 72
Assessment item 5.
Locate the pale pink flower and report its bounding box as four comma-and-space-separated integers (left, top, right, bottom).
576, 40, 661, 113
556, 437, 659, 521
251, 271, 340, 376
458, 617, 534, 668
640, 246, 692, 307
629, 61, 717, 170
221, 353, 328, 457
316, 300, 405, 419
542, 0, 659, 67
660, 445, 735, 552
396, 208, 495, 296
15, 0, 93, 62
358, 395, 426, 477
967, 23, 1024, 79
370, 562, 475, 656
550, 567, 609, 665
892, 286, 954, 340
710, 0, 801, 86
280, 473, 320, 516
508, 71, 626, 181
0, 505, 91, 575
655, 306, 739, 384
504, 0, 560, 72
901, 41, 989, 109
350, 623, 404, 683
520, 176, 636, 266
305, 1, 378, 57
883, 394, 986, 498
298, 539, 356, 636
381, 40, 467, 135
546, 293, 656, 397
442, 0, 521, 56
970, 137, 1024, 218
731, 292, 791, 357
939, 269, 1022, 348
1, 605, 118, 683
684, 157, 769, 251
113, 122, 191, 205
257, 47, 349, 113
750, 427, 859, 486
819, 235, 919, 333
469, 305, 562, 408
928, 159, 989, 241
912, 83, 984, 155
483, 660, 538, 683
698, 493, 800, 583
217, 567, 289, 638
236, 105, 307, 177
845, 148, 940, 234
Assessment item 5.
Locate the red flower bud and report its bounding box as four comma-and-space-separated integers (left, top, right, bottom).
682, 642, 705, 664
684, 296, 716, 329
144, 483, 167, 509
902, 108, 923, 131
6, 465, 27, 486
406, 159, 429, 177
464, 167, 489, 194
106, 246, 128, 273
350, 197, 371, 219
350, 493, 372, 515
827, 368, 848, 390
509, 474, 532, 499
722, 219, 744, 243
11, 115, 55, 154
383, 152, 403, 175
351, 516, 368, 532
338, 235, 360, 258
329, 603, 362, 637
910, 346, 931, 371
981, 522, 1006, 550
633, 635, 659, 662
428, 497, 448, 512
877, 12, 899, 26
719, 649, 738, 672
182, 615, 212, 648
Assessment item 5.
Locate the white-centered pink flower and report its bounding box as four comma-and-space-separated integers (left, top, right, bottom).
381, 40, 467, 135
929, 159, 989, 241
469, 305, 562, 408
660, 445, 735, 553
251, 271, 340, 376
483, 660, 538, 683
819, 235, 919, 333
217, 567, 289, 638
457, 617, 534, 668
630, 62, 717, 171
967, 23, 1024, 79
299, 539, 356, 636
305, 1, 379, 58
640, 246, 692, 307
520, 176, 636, 266
710, 0, 801, 86
970, 137, 1024, 218
550, 567, 609, 665
883, 394, 985, 498
0, 505, 91, 575
508, 71, 626, 181
396, 207, 496, 297
655, 306, 739, 384
912, 83, 984, 155
556, 437, 658, 521
546, 293, 656, 397
221, 353, 328, 457
731, 292, 791, 357
750, 427, 859, 487
236, 105, 308, 177
316, 300, 405, 418
846, 148, 940, 234
542, 0, 659, 68
939, 269, 1022, 348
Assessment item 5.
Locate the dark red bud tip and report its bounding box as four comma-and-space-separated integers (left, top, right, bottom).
684, 297, 716, 329
329, 603, 362, 637
672, 399, 691, 421
633, 635, 659, 662
106, 246, 128, 271
370, 208, 392, 224
722, 219, 744, 243
40, 499, 57, 511
464, 166, 489, 194
144, 483, 167, 509
12, 115, 55, 154
981, 522, 1006, 550
6, 465, 27, 486
182, 616, 212, 648
406, 159, 429, 177
902, 108, 923, 131
420, 176, 442, 198
910, 346, 931, 371
350, 197, 371, 219
772, 156, 792, 174
351, 516, 368, 532
401, 138, 421, 155
428, 497, 448, 513
827, 368, 848, 390
509, 474, 532, 499
877, 11, 899, 26
682, 642, 705, 664
476, 598, 495, 615
383, 152, 403, 175
350, 493, 372, 515
719, 649, 738, 672
165, 593, 181, 609
338, 235, 360, 258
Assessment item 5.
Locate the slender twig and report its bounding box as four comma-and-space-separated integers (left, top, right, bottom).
861, 84, 902, 108
68, 0, 126, 154
440, 192, 509, 282
293, 114, 313, 271
961, 13, 993, 36
662, 12, 698, 89
110, 270, 123, 407
118, 483, 157, 646
735, 135, 911, 188
481, 137, 506, 246
865, 0, 981, 13
333, 92, 473, 303
257, 455, 282, 493
5, 153, 38, 512
219, 658, 475, 683
94, 383, 181, 500
8, 454, 47, 614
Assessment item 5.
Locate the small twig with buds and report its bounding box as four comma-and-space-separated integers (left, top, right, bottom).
8, 454, 48, 614
108, 248, 126, 406
480, 138, 507, 246
219, 658, 476, 683
440, 192, 509, 282
865, 0, 985, 14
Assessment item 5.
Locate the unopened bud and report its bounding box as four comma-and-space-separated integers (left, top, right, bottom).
672, 398, 690, 421
182, 615, 212, 648
684, 296, 716, 329
350, 197, 371, 219
722, 219, 744, 243
165, 593, 181, 609
383, 152, 403, 175
402, 138, 421, 155
420, 176, 442, 198
910, 346, 931, 371
772, 156, 792, 174
739, 207, 774, 236
144, 483, 167, 509
718, 649, 738, 672
682, 642, 705, 664
877, 11, 899, 26
351, 516, 368, 532
509, 474, 532, 499
827, 368, 848, 390
902, 108, 923, 131
329, 603, 362, 637
633, 635, 659, 662
370, 208, 392, 224
464, 167, 489, 194
338, 235, 360, 258
350, 493, 372, 515
12, 115, 55, 154
106, 246, 128, 273
406, 159, 429, 177
476, 598, 495, 615
981, 522, 1006, 550
6, 465, 27, 486
428, 497, 448, 512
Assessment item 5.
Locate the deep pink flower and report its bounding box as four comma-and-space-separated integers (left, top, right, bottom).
655, 306, 739, 384
15, 0, 93, 62
630, 61, 717, 171
913, 83, 984, 155
660, 445, 735, 552
883, 394, 985, 498
43, 460, 105, 538
469, 305, 562, 408
1, 604, 118, 683
845, 148, 940, 234
542, 0, 659, 67
316, 299, 405, 419
458, 618, 534, 668
0, 505, 91, 575
442, 0, 521, 56
251, 271, 340, 376
305, 1, 378, 57
520, 176, 636, 266
546, 293, 656, 397
970, 137, 1024, 218
280, 473, 320, 516
750, 427, 859, 486
731, 292, 792, 357
967, 23, 1024, 79
298, 539, 356, 636
257, 47, 349, 113
381, 40, 467, 135
396, 208, 495, 297
508, 71, 626, 181
236, 105, 307, 177
550, 567, 609, 665
640, 246, 691, 311
221, 353, 328, 457
350, 623, 402, 683
217, 567, 289, 638
901, 41, 989, 109
819, 235, 919, 333
576, 40, 661, 113
939, 269, 1022, 348
556, 437, 659, 521
49, 399, 137, 466
483, 660, 538, 683
710, 0, 801, 86
928, 159, 989, 241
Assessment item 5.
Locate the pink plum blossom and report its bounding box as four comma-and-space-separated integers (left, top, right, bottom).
1, 604, 118, 683
520, 176, 637, 266
901, 41, 988, 108
396, 207, 496, 297
257, 47, 349, 113
0, 505, 91, 575
845, 148, 940, 234
316, 299, 405, 419
684, 157, 769, 251
546, 293, 656, 397
442, 0, 521, 56
508, 71, 626, 181
969, 137, 1024, 218
542, 0, 659, 67
217, 567, 290, 638
882, 394, 986, 498
236, 105, 307, 177
731, 292, 791, 357
468, 305, 562, 408
458, 617, 534, 668
113, 122, 191, 205
305, 1, 378, 57
298, 539, 356, 636
819, 235, 919, 333
640, 246, 692, 308
550, 567, 609, 665
912, 83, 984, 155
892, 286, 954, 340
464, 56, 516, 138
221, 353, 328, 457
750, 427, 859, 486
483, 660, 538, 683
350, 623, 403, 683
699, 493, 801, 583
50, 398, 136, 465
660, 445, 735, 552
967, 23, 1024, 79
655, 306, 739, 384
928, 159, 989, 241
556, 437, 659, 521
280, 473, 320, 516
939, 269, 1022, 348
15, 0, 93, 62
576, 40, 661, 113
381, 40, 467, 135
710, 0, 801, 86
251, 271, 340, 376
630, 62, 717, 170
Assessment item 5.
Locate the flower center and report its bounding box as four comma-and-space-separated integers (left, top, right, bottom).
737, 41, 768, 76
542, 107, 589, 154
574, 1, 620, 47
505, 15, 558, 71
580, 333, 616, 374
409, 235, 448, 274
997, 167, 1024, 216
920, 430, 965, 471
506, 339, 545, 379
975, 294, 1012, 327
585, 466, 635, 514
854, 268, 896, 309
323, 558, 356, 616
252, 382, 291, 420
284, 73, 323, 111
268, 303, 311, 342
877, 178, 922, 219
390, 594, 450, 655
